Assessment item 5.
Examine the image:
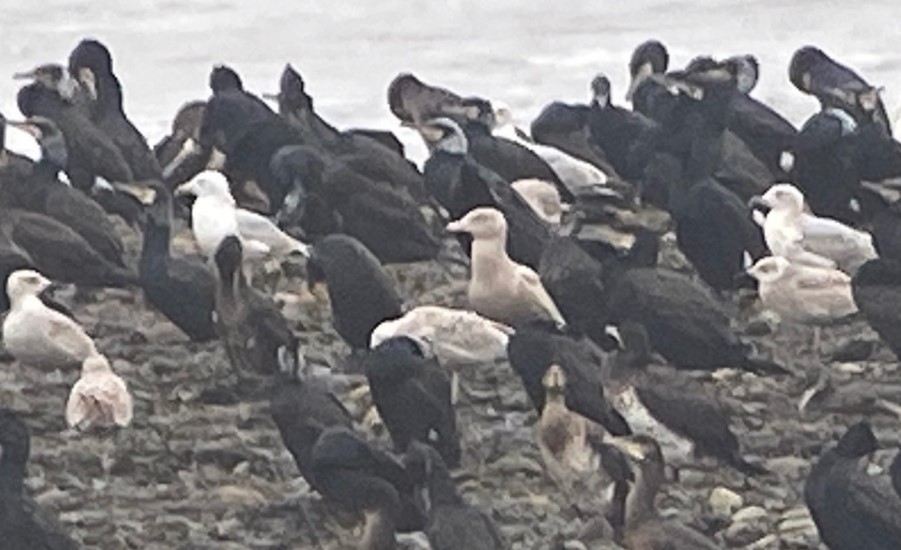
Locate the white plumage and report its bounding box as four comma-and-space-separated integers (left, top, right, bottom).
370, 305, 513, 365
174, 170, 308, 261
510, 179, 568, 227
752, 183, 877, 274
492, 103, 608, 191
66, 354, 133, 429
2, 270, 96, 369
446, 208, 565, 326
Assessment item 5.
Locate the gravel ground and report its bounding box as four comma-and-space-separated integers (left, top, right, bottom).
1, 218, 897, 550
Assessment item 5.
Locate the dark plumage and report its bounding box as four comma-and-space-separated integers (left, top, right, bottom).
790, 46, 892, 135
607, 434, 719, 550
0, 208, 135, 289
68, 39, 162, 181
420, 117, 551, 269
307, 235, 402, 350
404, 442, 506, 550
1, 115, 125, 267
538, 236, 613, 349
139, 189, 216, 341
15, 80, 144, 226
278, 65, 426, 201
530, 101, 614, 172
270, 349, 353, 492
790, 108, 863, 224
604, 266, 786, 374
626, 39, 669, 102
154, 100, 210, 189
311, 427, 427, 543
212, 236, 297, 375
851, 258, 901, 359
587, 75, 657, 180
0, 408, 79, 550
270, 145, 441, 264
506, 322, 631, 436
804, 422, 901, 550
364, 336, 460, 467
605, 322, 766, 475
671, 177, 767, 292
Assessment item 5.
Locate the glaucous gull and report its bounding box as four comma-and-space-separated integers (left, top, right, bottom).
747, 256, 858, 351
750, 183, 877, 274
2, 269, 96, 369
65, 354, 133, 429
446, 207, 565, 327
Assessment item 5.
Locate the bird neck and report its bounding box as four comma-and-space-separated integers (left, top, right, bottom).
0, 441, 28, 493
9, 292, 41, 311
139, 219, 172, 274
424, 464, 465, 508
361, 507, 397, 550
94, 72, 124, 115
470, 235, 511, 281
624, 464, 663, 527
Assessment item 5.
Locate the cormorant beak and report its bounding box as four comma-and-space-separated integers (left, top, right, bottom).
206, 147, 227, 171
77, 68, 97, 100
604, 326, 624, 349
747, 196, 771, 214
113, 182, 157, 205
626, 62, 653, 102
12, 69, 37, 80
605, 435, 647, 461
6, 120, 41, 141
161, 138, 199, 180
417, 124, 444, 143
400, 120, 418, 129
308, 280, 329, 302
261, 92, 280, 102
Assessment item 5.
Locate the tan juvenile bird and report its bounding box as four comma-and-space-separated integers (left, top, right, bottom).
747, 256, 858, 352
537, 364, 609, 501
446, 207, 565, 326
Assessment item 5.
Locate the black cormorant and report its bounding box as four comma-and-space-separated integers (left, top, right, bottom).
270, 347, 353, 492
310, 427, 427, 547
306, 234, 403, 350
851, 258, 901, 359
506, 322, 630, 436
68, 39, 163, 181
605, 322, 766, 475
139, 187, 216, 341
804, 421, 901, 549
404, 442, 506, 550
364, 336, 460, 467
419, 117, 551, 269
270, 145, 441, 264
0, 408, 79, 550
2, 116, 126, 267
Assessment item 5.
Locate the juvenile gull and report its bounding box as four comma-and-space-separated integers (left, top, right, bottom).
370, 305, 512, 365
65, 354, 133, 429
751, 183, 877, 274
747, 256, 858, 351
446, 207, 564, 327
174, 170, 309, 260
2, 269, 96, 369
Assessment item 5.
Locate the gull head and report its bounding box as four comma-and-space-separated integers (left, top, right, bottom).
753, 183, 805, 215
6, 269, 52, 304
174, 170, 232, 201
746, 256, 791, 284
446, 207, 507, 240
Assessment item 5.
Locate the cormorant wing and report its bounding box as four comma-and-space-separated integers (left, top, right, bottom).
833, 469, 901, 548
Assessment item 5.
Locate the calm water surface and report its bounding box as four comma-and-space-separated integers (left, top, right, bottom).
3, 0, 901, 162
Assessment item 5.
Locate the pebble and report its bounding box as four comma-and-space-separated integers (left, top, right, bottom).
709, 486, 744, 517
